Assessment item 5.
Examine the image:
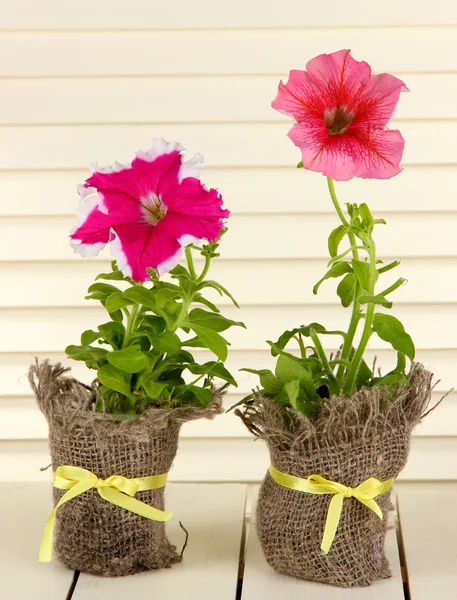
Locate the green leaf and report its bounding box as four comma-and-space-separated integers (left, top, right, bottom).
337, 273, 356, 308
142, 379, 168, 399
395, 351, 407, 373
359, 203, 374, 226
378, 260, 400, 275
313, 262, 352, 295
283, 379, 300, 407
140, 315, 167, 336
81, 329, 102, 346
328, 225, 346, 258
197, 280, 240, 308
105, 292, 133, 313
106, 345, 151, 373
148, 331, 181, 355
96, 270, 126, 281
358, 294, 393, 309
193, 294, 221, 313
270, 323, 326, 355
352, 259, 371, 291
98, 322, 125, 349
370, 372, 409, 389
297, 161, 304, 168
156, 287, 182, 308
189, 324, 228, 361
372, 313, 415, 360
186, 385, 213, 407
123, 286, 157, 308
275, 355, 308, 382
241, 368, 282, 393
187, 361, 237, 386
187, 308, 246, 332
86, 283, 121, 300
97, 364, 132, 396
65, 344, 108, 364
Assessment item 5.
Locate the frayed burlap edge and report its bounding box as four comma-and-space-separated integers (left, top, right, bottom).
236, 363, 433, 452
29, 358, 224, 436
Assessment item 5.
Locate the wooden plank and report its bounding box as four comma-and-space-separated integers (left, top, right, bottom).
0, 482, 75, 599
0, 122, 455, 169
2, 28, 457, 76
73, 483, 246, 600
2, 437, 457, 482
0, 390, 454, 441
1, 74, 455, 124
2, 212, 457, 262
1, 348, 453, 398
241, 489, 404, 599
1, 166, 455, 217
396, 482, 457, 599
1, 0, 457, 29
0, 304, 455, 352
0, 257, 455, 308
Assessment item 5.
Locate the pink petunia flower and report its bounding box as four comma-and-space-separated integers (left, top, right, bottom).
271, 49, 408, 181
70, 138, 229, 281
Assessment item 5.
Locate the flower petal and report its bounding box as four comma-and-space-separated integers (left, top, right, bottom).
351, 73, 408, 129
111, 222, 181, 281
131, 150, 182, 200
135, 137, 184, 163
271, 70, 323, 122
289, 121, 404, 181
179, 153, 204, 181
305, 49, 372, 110
166, 178, 229, 221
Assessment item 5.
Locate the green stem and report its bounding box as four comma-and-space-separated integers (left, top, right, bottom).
185, 246, 197, 280
343, 240, 377, 395
197, 254, 211, 283
310, 329, 337, 390
294, 334, 307, 358
326, 178, 361, 388
122, 303, 141, 348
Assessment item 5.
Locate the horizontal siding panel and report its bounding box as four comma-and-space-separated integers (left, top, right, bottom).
1, 213, 456, 261
2, 437, 456, 481
2, 28, 457, 76
0, 123, 454, 170
1, 166, 456, 217
0, 391, 454, 440
2, 349, 453, 398
0, 304, 455, 352
1, 1, 456, 29
1, 257, 454, 307
2, 74, 455, 124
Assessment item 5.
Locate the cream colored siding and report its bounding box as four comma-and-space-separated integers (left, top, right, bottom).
1, 3, 456, 481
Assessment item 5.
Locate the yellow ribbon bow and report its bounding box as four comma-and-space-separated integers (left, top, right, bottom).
39, 465, 172, 562
269, 464, 394, 554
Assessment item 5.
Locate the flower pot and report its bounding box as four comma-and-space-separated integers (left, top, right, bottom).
237, 364, 432, 587
29, 360, 222, 576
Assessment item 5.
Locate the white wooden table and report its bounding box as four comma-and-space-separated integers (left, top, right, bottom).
2, 482, 456, 599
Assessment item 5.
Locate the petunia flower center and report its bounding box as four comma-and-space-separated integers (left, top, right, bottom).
140, 193, 168, 226
324, 106, 354, 135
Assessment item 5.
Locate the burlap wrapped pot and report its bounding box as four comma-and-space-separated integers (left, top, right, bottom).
237, 364, 433, 588
29, 360, 223, 577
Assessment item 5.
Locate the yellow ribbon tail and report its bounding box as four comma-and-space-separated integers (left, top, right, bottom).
39, 480, 95, 562
321, 493, 345, 554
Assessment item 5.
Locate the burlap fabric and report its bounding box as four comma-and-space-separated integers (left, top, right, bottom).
29, 360, 223, 577
237, 363, 433, 587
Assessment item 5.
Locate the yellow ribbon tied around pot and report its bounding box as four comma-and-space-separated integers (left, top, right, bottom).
39, 465, 172, 562
269, 464, 394, 554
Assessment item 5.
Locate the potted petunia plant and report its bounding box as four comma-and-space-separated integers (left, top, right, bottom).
29, 138, 243, 576
236, 50, 434, 588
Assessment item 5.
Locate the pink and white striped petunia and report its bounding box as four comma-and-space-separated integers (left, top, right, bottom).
271, 49, 408, 181
70, 139, 229, 281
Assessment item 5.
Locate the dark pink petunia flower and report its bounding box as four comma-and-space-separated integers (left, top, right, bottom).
70, 138, 229, 281
272, 49, 408, 181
